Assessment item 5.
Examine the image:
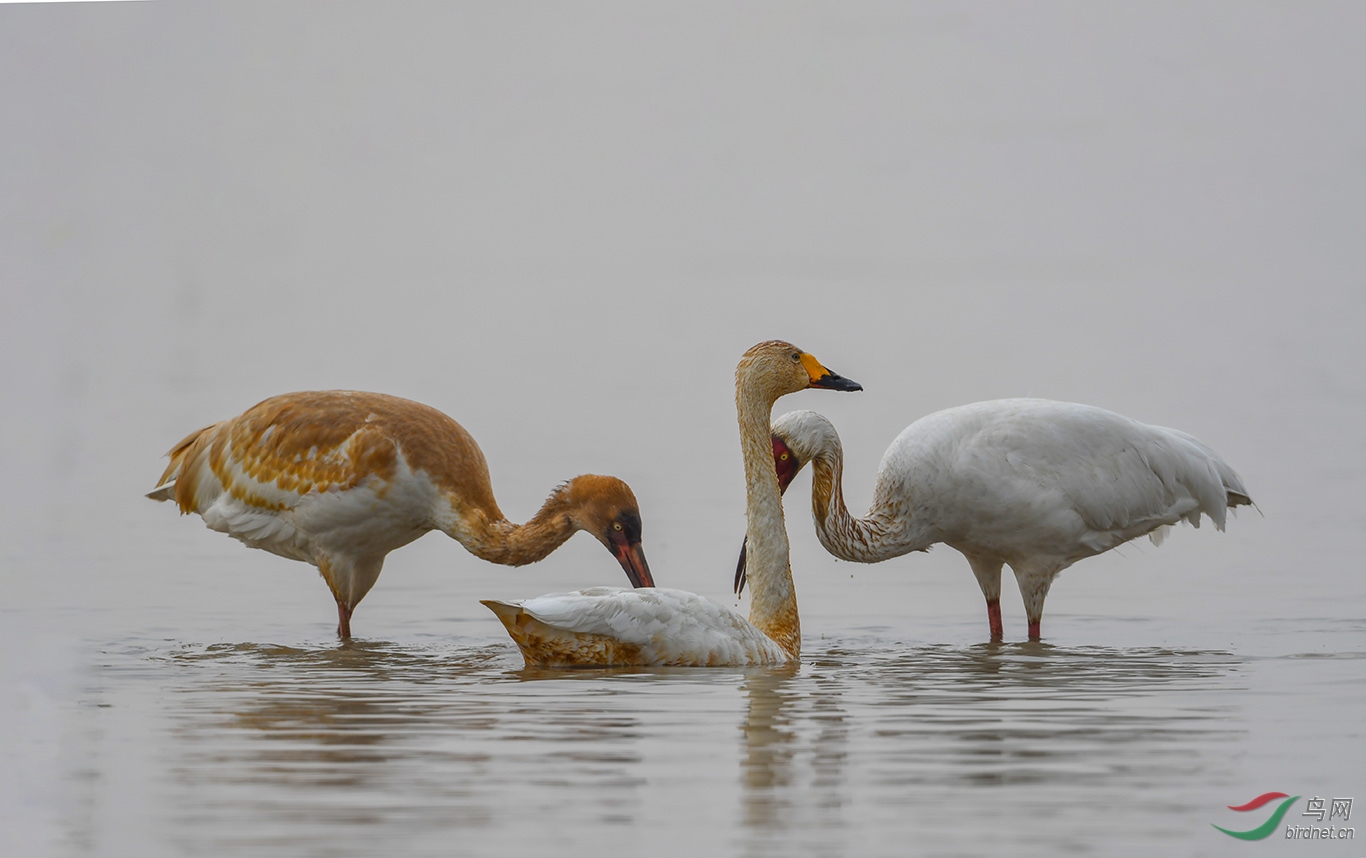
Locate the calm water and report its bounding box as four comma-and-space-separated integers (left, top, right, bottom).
14, 610, 1365, 858
4, 3, 1365, 857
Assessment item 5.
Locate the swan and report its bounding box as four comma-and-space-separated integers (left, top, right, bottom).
148, 390, 653, 638
482, 340, 863, 666
737, 401, 1252, 640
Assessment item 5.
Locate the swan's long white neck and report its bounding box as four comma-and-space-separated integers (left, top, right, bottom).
805, 430, 933, 562
737, 385, 800, 658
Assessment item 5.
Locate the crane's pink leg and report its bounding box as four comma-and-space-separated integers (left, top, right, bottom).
1015, 567, 1054, 642
986, 599, 1004, 640
336, 601, 353, 639
966, 555, 1005, 641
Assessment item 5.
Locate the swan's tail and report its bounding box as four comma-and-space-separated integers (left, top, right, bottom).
481, 599, 524, 629
481, 599, 645, 668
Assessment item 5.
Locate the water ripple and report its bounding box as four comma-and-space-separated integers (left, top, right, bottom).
65, 636, 1255, 856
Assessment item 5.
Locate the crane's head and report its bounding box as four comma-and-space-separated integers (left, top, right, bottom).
772, 434, 803, 495
560, 475, 654, 589
769, 410, 840, 491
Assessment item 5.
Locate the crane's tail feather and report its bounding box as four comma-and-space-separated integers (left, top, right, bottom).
146, 480, 177, 502
1163, 427, 1254, 529
148, 421, 221, 511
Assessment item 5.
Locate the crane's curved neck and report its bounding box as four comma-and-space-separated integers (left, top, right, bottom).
737, 385, 800, 659
447, 493, 577, 567
807, 438, 930, 562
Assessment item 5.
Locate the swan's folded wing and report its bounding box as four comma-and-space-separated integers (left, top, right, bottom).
513, 587, 727, 640
495, 587, 788, 666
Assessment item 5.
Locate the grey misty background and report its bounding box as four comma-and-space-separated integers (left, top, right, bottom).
2, 2, 1363, 633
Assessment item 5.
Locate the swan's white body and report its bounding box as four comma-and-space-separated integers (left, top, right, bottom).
484, 587, 790, 666
484, 341, 862, 667
766, 400, 1252, 639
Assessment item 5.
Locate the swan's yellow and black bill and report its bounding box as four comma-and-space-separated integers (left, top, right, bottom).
800, 352, 863, 392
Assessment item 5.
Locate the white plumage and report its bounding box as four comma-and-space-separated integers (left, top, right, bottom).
753, 400, 1252, 640
487, 588, 790, 665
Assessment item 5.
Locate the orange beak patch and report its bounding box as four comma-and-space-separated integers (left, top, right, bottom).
800, 352, 863, 392
799, 352, 833, 385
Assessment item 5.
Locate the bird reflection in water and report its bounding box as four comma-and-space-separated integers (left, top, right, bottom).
738, 662, 852, 857
164, 640, 651, 843
730, 640, 1242, 853
167, 641, 510, 796
154, 639, 1242, 854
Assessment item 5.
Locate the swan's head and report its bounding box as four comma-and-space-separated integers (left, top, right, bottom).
769, 410, 840, 493
737, 340, 862, 401
558, 475, 654, 588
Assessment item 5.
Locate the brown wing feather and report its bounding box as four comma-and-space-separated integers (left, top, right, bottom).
147, 422, 225, 511
152, 422, 217, 487
155, 391, 505, 519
